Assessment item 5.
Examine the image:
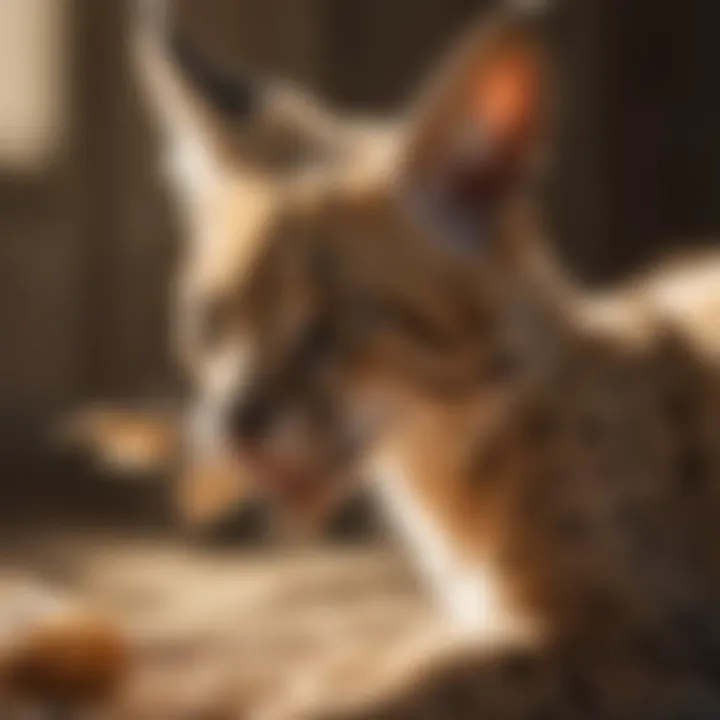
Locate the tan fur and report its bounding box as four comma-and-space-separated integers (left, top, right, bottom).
135, 3, 720, 716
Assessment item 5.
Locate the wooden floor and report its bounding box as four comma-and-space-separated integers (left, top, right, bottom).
0, 458, 431, 717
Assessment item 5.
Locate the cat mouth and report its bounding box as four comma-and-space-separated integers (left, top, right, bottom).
227, 414, 367, 514
236, 449, 337, 509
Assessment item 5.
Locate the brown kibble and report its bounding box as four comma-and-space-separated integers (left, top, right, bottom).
0, 605, 130, 705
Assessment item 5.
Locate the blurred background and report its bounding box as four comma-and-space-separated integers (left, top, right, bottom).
0, 0, 719, 522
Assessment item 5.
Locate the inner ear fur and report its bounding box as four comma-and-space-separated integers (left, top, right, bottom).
400, 9, 552, 195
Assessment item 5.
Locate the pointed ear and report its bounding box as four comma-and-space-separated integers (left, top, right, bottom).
133, 1, 344, 207
133, 0, 241, 206
399, 11, 550, 245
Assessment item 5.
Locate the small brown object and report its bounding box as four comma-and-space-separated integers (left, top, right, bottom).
0, 597, 130, 706
56, 406, 180, 475
175, 455, 251, 528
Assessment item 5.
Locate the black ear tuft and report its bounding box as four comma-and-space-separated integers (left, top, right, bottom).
168, 30, 259, 119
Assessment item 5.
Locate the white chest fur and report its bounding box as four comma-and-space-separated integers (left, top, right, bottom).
372, 452, 519, 640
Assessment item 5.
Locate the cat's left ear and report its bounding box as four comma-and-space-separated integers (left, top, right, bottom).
398, 10, 551, 244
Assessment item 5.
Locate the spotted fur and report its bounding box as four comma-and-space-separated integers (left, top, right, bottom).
137, 2, 720, 716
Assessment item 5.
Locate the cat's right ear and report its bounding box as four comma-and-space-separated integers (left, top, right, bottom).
133, 0, 345, 207
133, 0, 248, 206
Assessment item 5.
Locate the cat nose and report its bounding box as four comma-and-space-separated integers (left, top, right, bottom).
227, 394, 275, 445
